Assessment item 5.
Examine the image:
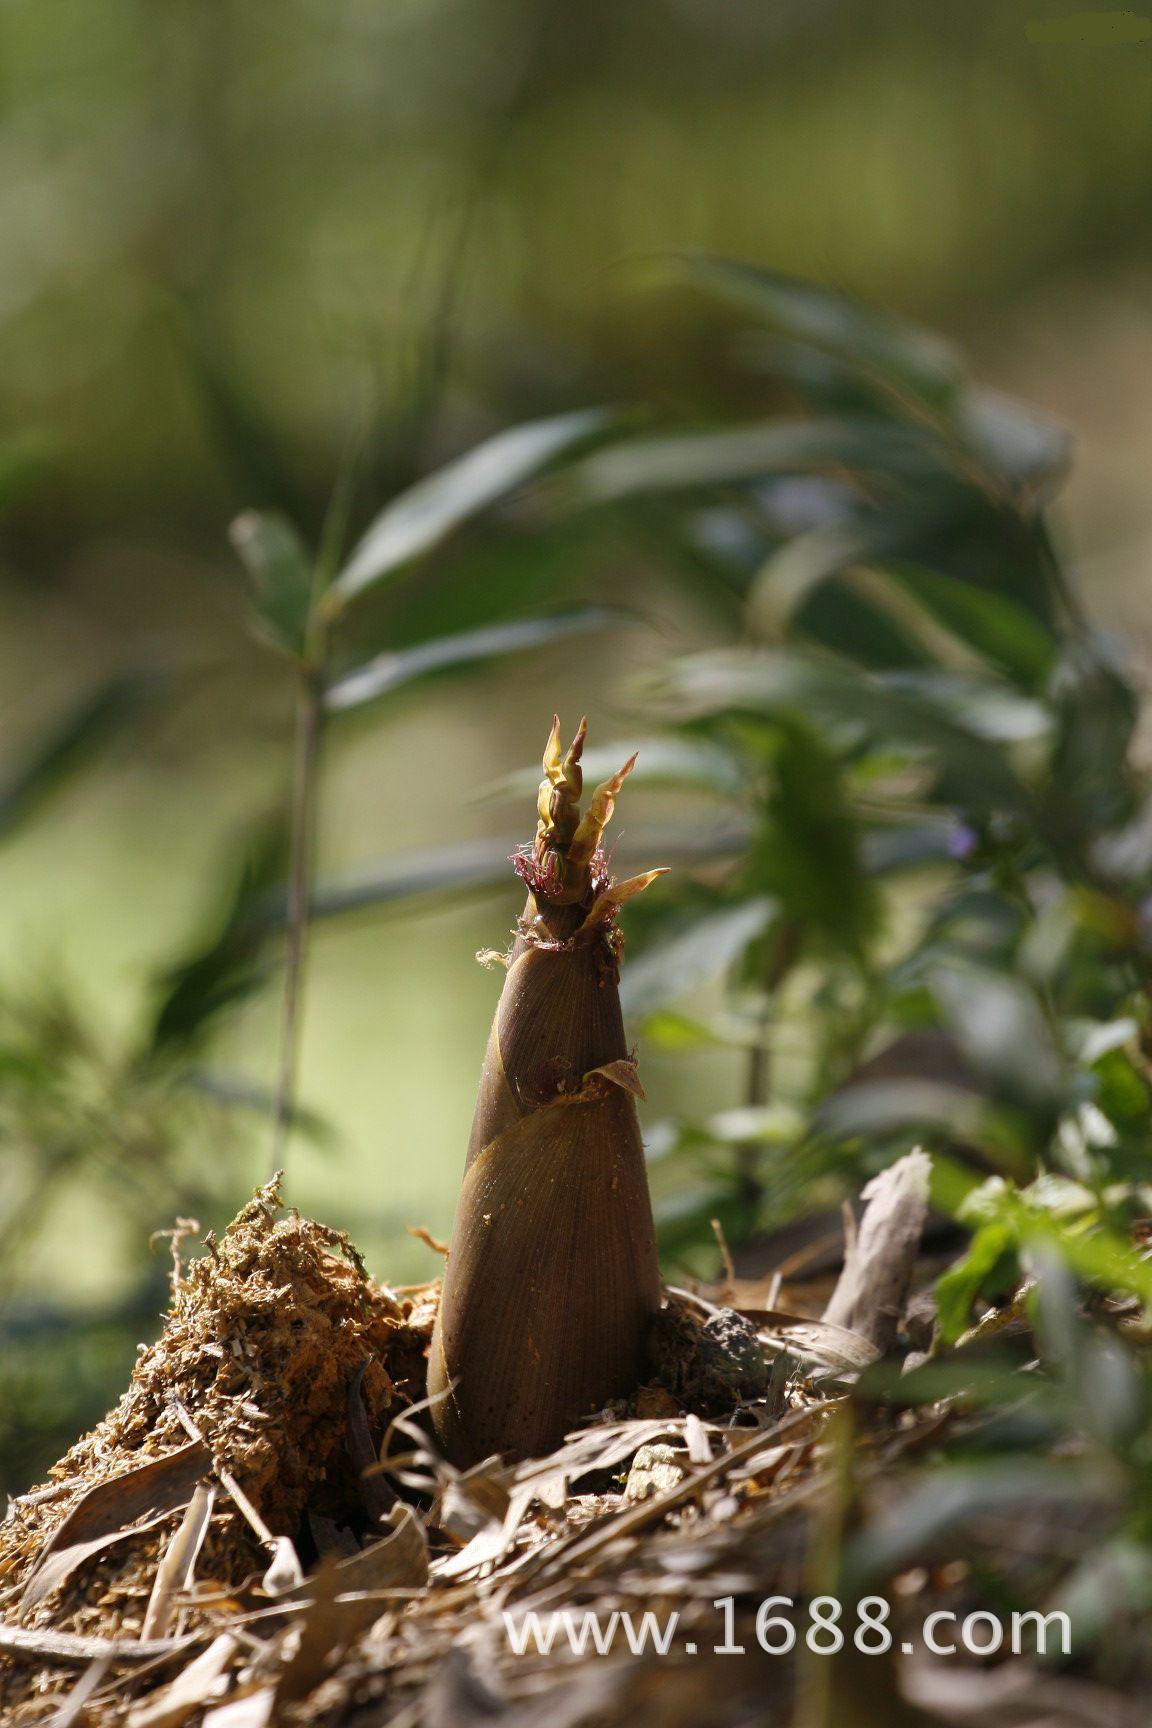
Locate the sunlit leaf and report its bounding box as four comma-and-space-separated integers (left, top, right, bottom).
619, 898, 776, 1017
935, 1220, 1019, 1344
328, 409, 605, 609
576, 418, 932, 502
324, 609, 609, 714
656, 648, 1032, 814
697, 1102, 806, 1144
816, 1078, 988, 1146
747, 514, 923, 640
959, 388, 1071, 498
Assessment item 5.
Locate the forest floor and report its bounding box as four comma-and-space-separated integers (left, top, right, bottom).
0, 1171, 1140, 1728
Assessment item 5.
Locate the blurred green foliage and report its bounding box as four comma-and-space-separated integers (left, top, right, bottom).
2, 0, 1151, 546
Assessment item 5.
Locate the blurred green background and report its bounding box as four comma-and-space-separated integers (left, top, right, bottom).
2, 0, 1152, 1489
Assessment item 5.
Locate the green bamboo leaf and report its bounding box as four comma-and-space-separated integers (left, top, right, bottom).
935, 1221, 1020, 1344
262, 823, 749, 927
754, 719, 880, 951
229, 511, 315, 657
841, 1461, 1094, 1594
173, 301, 310, 524
576, 418, 931, 502
656, 648, 1031, 815
619, 898, 776, 1017
302, 838, 519, 919
328, 409, 606, 610
931, 964, 1065, 1110
816, 1078, 988, 1146
959, 388, 1071, 497
747, 514, 926, 640
147, 822, 288, 1057
680, 254, 962, 413
0, 675, 146, 844
884, 564, 1057, 685
324, 609, 609, 715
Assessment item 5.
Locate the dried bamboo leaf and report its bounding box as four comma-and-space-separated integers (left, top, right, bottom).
272, 1570, 385, 1714
20, 1441, 212, 1611
202, 1690, 274, 1728
126, 1634, 239, 1728
45, 1656, 111, 1728
0, 1623, 201, 1665
141, 1481, 216, 1642
286, 1504, 427, 1597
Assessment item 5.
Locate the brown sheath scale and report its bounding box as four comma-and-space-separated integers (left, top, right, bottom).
428, 717, 666, 1465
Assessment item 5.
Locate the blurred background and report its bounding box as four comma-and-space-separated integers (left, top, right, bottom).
2, 0, 1151, 1489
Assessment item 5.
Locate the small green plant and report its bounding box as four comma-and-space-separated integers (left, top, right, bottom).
226, 411, 611, 1176
557, 260, 1150, 1304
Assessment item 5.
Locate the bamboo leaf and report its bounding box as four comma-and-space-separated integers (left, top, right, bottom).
931, 964, 1065, 1110
959, 388, 1071, 496
655, 648, 1032, 815
0, 674, 146, 843
229, 511, 315, 657
147, 822, 288, 1057
884, 563, 1057, 685
747, 515, 921, 640
301, 836, 518, 920
752, 719, 879, 951
842, 1462, 1095, 1594
174, 303, 310, 524
620, 899, 776, 1017
20, 1440, 212, 1610
271, 824, 749, 926
680, 254, 963, 413
328, 409, 605, 609
324, 608, 609, 715
576, 418, 931, 502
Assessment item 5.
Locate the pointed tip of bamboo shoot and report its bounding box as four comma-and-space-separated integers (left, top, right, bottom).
565, 716, 588, 771
543, 714, 563, 776
527, 719, 668, 910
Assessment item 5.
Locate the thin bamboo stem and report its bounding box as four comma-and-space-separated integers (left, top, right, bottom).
735, 918, 801, 1213
269, 663, 323, 1180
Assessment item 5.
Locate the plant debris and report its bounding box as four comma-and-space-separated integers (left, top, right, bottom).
1, 1175, 1146, 1727
0, 1177, 430, 1715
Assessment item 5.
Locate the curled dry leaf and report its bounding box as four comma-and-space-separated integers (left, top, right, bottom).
823, 1148, 932, 1353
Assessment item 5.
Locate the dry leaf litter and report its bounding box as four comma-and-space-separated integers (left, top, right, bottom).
0, 1164, 1140, 1728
